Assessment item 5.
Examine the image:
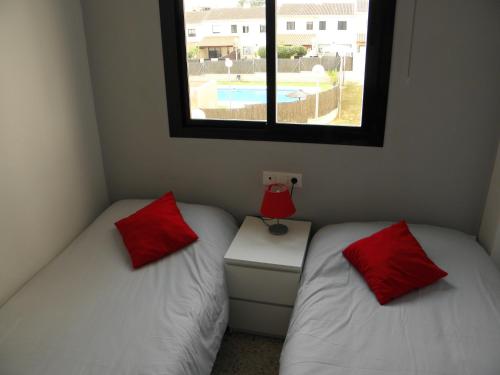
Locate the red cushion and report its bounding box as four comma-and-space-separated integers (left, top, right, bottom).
115, 192, 198, 269
342, 221, 447, 305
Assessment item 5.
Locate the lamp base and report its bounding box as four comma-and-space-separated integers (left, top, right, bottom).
268, 223, 288, 235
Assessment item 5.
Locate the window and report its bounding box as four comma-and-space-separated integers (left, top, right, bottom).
187, 28, 196, 37
159, 0, 396, 146
212, 24, 221, 34
231, 24, 237, 33
338, 21, 347, 30
306, 21, 313, 30
208, 48, 221, 59
242, 25, 249, 33
286, 21, 295, 31
319, 21, 326, 30
260, 24, 266, 33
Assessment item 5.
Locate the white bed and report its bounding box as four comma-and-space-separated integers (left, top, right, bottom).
0, 199, 238, 375
280, 222, 500, 375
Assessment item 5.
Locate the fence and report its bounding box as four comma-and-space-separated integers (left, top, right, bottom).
278, 86, 339, 123
201, 86, 339, 123
187, 56, 352, 76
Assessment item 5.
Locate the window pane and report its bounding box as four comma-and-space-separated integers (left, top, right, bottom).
276, 1, 369, 126
183, 0, 267, 122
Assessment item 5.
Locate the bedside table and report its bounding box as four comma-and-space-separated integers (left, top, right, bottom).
224, 216, 311, 337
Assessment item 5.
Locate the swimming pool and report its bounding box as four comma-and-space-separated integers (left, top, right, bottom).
217, 87, 300, 104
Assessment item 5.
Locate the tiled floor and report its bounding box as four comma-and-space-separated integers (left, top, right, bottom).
211, 331, 284, 375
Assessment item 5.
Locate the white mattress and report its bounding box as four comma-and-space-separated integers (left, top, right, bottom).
280, 222, 500, 375
0, 200, 238, 375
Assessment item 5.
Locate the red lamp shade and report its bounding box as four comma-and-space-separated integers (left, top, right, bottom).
260, 183, 296, 219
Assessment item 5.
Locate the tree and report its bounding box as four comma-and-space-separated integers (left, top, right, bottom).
187, 46, 199, 59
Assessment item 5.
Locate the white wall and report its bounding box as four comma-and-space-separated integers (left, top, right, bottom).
480, 143, 500, 267
277, 16, 356, 47
0, 0, 108, 305
81, 0, 500, 234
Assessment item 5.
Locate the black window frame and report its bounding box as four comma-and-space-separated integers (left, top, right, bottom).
231, 24, 237, 33
286, 21, 295, 30
159, 0, 396, 147
242, 25, 250, 33
338, 20, 347, 30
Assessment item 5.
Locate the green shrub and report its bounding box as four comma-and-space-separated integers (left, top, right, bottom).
277, 45, 307, 59
257, 46, 266, 58
327, 70, 339, 85
277, 45, 292, 58
291, 46, 307, 58
187, 46, 199, 59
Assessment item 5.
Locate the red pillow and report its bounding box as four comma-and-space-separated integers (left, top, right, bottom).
115, 192, 198, 269
342, 221, 447, 305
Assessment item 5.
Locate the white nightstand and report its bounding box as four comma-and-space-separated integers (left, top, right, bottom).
224, 216, 311, 337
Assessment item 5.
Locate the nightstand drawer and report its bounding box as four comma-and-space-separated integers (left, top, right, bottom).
229, 299, 292, 337
225, 264, 300, 306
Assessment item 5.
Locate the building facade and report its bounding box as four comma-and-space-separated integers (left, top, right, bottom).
185, 1, 369, 60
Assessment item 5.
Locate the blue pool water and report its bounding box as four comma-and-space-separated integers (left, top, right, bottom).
217, 87, 299, 104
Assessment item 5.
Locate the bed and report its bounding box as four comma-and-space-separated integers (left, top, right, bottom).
0, 199, 238, 375
280, 222, 500, 375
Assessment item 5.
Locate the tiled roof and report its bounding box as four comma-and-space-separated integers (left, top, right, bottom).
198, 36, 240, 47
185, 12, 206, 23
278, 3, 354, 16
185, 3, 354, 23
185, 7, 265, 23
277, 34, 315, 46
209, 7, 265, 20
356, 0, 369, 12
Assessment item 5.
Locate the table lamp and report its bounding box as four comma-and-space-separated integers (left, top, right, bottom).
260, 183, 296, 235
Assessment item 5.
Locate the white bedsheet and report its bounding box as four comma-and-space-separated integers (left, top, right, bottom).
0, 200, 238, 375
280, 223, 500, 375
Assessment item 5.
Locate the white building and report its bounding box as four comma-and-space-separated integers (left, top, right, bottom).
277, 3, 356, 55
185, 7, 266, 59
185, 1, 368, 60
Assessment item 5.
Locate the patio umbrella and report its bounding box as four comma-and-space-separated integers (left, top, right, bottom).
286, 89, 307, 101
